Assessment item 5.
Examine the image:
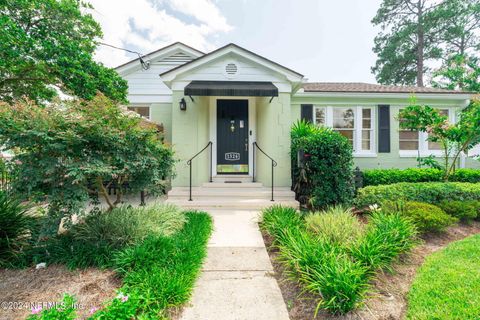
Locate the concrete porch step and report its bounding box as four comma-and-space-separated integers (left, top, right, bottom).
201, 182, 264, 188
211, 175, 253, 183
168, 187, 295, 199
165, 198, 299, 210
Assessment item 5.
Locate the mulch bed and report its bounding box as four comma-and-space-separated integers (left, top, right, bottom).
0, 265, 120, 320
263, 221, 480, 320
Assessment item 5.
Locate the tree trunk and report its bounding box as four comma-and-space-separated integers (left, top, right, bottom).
416, 1, 425, 87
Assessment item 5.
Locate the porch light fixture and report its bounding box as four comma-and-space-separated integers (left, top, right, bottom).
179, 98, 187, 111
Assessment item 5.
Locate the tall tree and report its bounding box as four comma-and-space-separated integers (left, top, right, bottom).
434, 0, 480, 57
372, 0, 441, 87
431, 0, 480, 91
0, 0, 128, 103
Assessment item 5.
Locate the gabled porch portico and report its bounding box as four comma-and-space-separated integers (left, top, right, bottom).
158, 44, 303, 206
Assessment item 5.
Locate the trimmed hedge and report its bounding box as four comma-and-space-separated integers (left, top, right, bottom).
355, 182, 480, 208
363, 168, 480, 186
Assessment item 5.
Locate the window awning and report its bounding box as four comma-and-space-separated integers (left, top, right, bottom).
184, 81, 278, 97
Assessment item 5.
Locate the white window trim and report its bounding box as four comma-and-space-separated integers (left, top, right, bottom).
128, 105, 151, 120
313, 105, 377, 157
399, 107, 455, 158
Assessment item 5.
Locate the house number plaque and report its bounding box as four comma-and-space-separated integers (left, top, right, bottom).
225, 152, 240, 161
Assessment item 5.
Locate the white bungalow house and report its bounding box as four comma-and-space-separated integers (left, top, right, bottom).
116, 42, 476, 208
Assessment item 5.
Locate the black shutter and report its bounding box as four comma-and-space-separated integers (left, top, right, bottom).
378, 105, 391, 153
301, 104, 313, 123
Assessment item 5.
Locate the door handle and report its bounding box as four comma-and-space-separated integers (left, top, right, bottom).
245, 143, 248, 151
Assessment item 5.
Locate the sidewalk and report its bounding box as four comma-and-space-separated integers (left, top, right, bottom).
180, 209, 290, 320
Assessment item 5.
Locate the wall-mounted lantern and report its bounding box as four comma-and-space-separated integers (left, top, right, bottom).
179, 98, 187, 111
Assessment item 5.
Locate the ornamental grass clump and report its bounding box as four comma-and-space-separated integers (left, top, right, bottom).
305, 205, 364, 246
351, 211, 418, 273
34, 204, 186, 269
261, 205, 419, 315
0, 191, 34, 266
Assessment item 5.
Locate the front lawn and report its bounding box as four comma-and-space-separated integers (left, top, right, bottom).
407, 233, 480, 320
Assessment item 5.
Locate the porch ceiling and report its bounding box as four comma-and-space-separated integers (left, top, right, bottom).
184, 81, 278, 97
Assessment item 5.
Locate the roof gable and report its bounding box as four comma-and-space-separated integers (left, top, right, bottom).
160, 43, 304, 84
115, 42, 204, 76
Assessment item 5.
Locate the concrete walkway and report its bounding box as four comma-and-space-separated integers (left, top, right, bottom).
180, 209, 290, 320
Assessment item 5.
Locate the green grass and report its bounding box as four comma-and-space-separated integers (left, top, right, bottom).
28, 204, 187, 269
29, 210, 213, 319
94, 211, 213, 318
407, 233, 480, 320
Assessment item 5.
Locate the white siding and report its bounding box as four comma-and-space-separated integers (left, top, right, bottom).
122, 50, 197, 103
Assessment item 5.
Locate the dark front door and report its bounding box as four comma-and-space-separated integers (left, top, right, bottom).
217, 100, 249, 174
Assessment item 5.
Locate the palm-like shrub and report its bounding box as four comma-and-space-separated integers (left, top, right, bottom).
0, 191, 32, 263
305, 206, 363, 246
291, 120, 354, 209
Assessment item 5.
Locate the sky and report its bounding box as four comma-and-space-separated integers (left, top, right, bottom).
88, 0, 383, 83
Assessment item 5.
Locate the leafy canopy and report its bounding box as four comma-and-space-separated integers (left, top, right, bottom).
0, 94, 174, 218
0, 0, 128, 103
372, 0, 480, 87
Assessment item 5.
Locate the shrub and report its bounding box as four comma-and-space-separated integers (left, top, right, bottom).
305, 206, 364, 246
355, 182, 480, 208
351, 212, 418, 272
0, 191, 33, 265
400, 202, 457, 233
278, 227, 369, 315
33, 204, 186, 269
362, 168, 480, 186
260, 205, 303, 245
291, 120, 355, 209
438, 200, 479, 221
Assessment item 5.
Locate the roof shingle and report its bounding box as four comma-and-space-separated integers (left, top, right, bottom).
302, 82, 469, 94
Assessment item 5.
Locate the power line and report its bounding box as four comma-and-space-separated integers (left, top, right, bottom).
98, 42, 150, 70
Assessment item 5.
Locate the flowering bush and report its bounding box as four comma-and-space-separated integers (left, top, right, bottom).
399, 97, 480, 180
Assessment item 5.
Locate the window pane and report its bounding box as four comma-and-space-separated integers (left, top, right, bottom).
315, 107, 325, 126
399, 108, 419, 151
399, 130, 418, 140
128, 106, 150, 119
362, 119, 371, 128
335, 130, 354, 148
362, 108, 371, 118
333, 108, 354, 128
362, 139, 371, 150
428, 140, 443, 150
400, 141, 419, 150
427, 109, 448, 150
361, 130, 371, 150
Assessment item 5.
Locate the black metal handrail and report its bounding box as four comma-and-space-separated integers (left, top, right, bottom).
187, 141, 213, 201
252, 142, 277, 201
